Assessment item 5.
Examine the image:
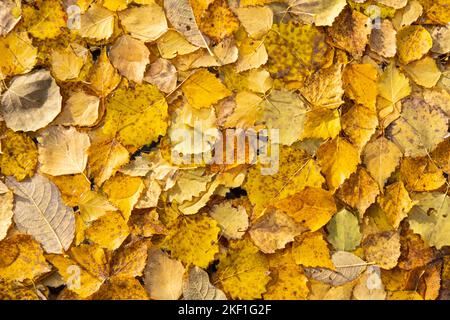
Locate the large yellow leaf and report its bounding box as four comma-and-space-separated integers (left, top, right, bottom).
215, 238, 270, 299
181, 69, 231, 109
316, 137, 360, 191
162, 214, 220, 268
102, 82, 169, 148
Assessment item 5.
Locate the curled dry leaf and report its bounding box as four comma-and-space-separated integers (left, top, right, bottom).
1, 70, 62, 132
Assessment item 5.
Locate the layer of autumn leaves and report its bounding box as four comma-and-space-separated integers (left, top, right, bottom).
0, 0, 449, 300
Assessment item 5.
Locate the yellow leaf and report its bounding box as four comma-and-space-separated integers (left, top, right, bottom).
264, 248, 309, 300
79, 4, 115, 41
156, 30, 199, 59
88, 48, 121, 97
37, 126, 91, 176
249, 209, 306, 254
235, 6, 273, 39
363, 231, 401, 269
343, 63, 379, 109
402, 56, 442, 88
300, 64, 344, 110
215, 238, 270, 299
265, 21, 330, 82
50, 45, 86, 81
22, 0, 66, 40
199, 0, 239, 42
378, 62, 411, 104
274, 187, 337, 232
210, 201, 249, 240
102, 173, 144, 221
109, 35, 150, 84
362, 136, 402, 189
0, 32, 37, 80
182, 69, 231, 109
102, 82, 168, 148
301, 108, 341, 140
342, 104, 379, 150
378, 181, 416, 228
261, 90, 307, 145
0, 182, 13, 240
48, 174, 91, 207
289, 0, 347, 26
292, 232, 334, 269
85, 211, 130, 250
0, 235, 50, 282
336, 167, 380, 218
0, 128, 37, 181
143, 248, 185, 300
87, 134, 130, 186
328, 8, 371, 58
78, 190, 117, 222
118, 4, 168, 42
47, 244, 108, 298
244, 146, 325, 216
162, 214, 220, 268
397, 25, 432, 64
316, 137, 360, 191
388, 96, 448, 157
400, 156, 446, 192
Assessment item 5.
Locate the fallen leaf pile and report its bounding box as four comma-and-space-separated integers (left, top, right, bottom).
0, 0, 449, 300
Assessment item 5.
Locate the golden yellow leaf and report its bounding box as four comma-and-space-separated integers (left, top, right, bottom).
0, 32, 37, 80
109, 35, 150, 84
162, 214, 220, 268
397, 25, 432, 64
244, 146, 325, 216
22, 0, 66, 40
292, 232, 334, 269
182, 69, 231, 109
378, 181, 416, 228
85, 211, 130, 250
274, 187, 337, 232
0, 235, 50, 282
0, 128, 37, 181
38, 126, 91, 176
343, 63, 379, 109
265, 21, 329, 82
264, 248, 309, 300
215, 238, 270, 299
102, 173, 144, 221
362, 136, 403, 189
88, 48, 121, 97
316, 137, 360, 191
102, 82, 168, 148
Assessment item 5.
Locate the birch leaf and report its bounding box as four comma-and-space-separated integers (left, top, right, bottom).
1, 70, 62, 132
38, 126, 91, 176
6, 174, 75, 254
